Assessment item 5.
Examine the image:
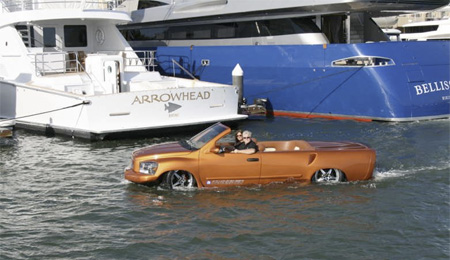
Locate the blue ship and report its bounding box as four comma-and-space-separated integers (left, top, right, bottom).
119, 0, 450, 121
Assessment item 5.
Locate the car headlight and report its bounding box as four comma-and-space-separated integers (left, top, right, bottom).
139, 161, 158, 175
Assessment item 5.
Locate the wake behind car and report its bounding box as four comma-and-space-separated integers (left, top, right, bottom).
125, 123, 376, 189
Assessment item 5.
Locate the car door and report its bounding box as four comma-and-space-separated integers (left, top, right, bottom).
199, 150, 261, 187
259, 151, 315, 184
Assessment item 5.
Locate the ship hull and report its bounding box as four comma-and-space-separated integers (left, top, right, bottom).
151, 41, 450, 121
0, 80, 246, 140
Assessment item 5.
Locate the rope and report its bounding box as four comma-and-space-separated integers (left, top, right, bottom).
0, 100, 90, 123
245, 67, 364, 116
307, 67, 364, 116
247, 67, 361, 98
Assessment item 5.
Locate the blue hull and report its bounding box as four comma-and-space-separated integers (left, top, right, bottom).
152, 41, 450, 121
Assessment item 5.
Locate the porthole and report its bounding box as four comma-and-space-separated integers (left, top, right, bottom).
95, 28, 105, 45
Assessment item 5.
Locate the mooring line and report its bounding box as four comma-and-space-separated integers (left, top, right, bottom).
246, 67, 360, 98
0, 100, 90, 123
307, 66, 364, 117
245, 66, 364, 117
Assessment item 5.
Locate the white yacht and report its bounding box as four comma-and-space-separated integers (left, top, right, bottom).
400, 19, 450, 41
0, 0, 246, 140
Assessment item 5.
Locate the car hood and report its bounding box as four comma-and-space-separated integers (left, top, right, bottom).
133, 141, 193, 157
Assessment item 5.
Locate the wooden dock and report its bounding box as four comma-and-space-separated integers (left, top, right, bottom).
0, 127, 13, 138
0, 120, 14, 138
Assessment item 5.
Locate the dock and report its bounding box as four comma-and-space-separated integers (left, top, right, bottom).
0, 120, 14, 138
0, 127, 13, 138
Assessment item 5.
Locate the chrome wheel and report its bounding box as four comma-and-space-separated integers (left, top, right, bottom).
312, 169, 344, 183
165, 170, 196, 189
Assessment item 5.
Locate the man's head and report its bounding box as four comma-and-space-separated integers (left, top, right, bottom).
242, 130, 252, 144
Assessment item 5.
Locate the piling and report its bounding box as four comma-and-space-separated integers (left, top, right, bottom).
232, 63, 244, 105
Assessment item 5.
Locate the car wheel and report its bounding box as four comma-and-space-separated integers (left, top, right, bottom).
312, 168, 344, 183
165, 170, 197, 190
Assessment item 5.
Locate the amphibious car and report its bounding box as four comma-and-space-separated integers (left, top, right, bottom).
125, 123, 376, 189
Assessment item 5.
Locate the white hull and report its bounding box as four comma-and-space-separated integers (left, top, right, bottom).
2, 79, 245, 139
0, 120, 14, 128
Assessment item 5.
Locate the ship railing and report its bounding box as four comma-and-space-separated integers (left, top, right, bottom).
171, 59, 197, 80
28, 50, 158, 75
29, 50, 107, 92
29, 51, 72, 76
29, 51, 85, 76
80, 50, 158, 72
155, 54, 197, 79
1, 0, 126, 13
120, 50, 158, 72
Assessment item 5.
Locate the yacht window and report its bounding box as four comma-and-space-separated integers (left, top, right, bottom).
236, 22, 259, 38
215, 24, 236, 38
154, 28, 166, 40
64, 25, 87, 47
261, 19, 294, 35
43, 27, 56, 47
120, 17, 322, 41
121, 29, 137, 41
404, 25, 439, 34
252, 18, 320, 36
332, 56, 395, 67
141, 28, 166, 40
191, 26, 211, 39
137, 0, 168, 9
291, 18, 321, 33
169, 26, 211, 39
254, 21, 271, 36
169, 27, 187, 40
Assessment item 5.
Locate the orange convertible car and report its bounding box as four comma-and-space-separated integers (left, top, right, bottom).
125, 123, 376, 189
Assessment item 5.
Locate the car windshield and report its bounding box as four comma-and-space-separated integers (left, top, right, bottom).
185, 123, 228, 149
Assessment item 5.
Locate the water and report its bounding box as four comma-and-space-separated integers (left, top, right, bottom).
1, 118, 449, 260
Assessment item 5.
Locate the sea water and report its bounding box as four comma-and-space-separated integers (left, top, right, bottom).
1, 117, 449, 259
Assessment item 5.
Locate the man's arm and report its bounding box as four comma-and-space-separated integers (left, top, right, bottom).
232, 141, 257, 154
